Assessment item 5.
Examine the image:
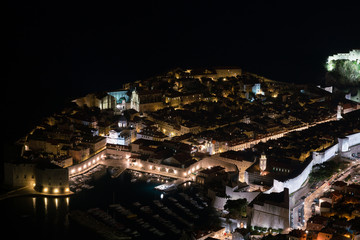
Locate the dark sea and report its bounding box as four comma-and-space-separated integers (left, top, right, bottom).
0, 171, 162, 240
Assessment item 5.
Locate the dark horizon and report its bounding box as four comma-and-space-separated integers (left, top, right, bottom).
5, 0, 360, 141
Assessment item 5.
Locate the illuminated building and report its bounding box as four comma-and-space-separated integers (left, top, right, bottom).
107, 89, 130, 105
252, 83, 262, 95
245, 132, 360, 194
130, 89, 140, 112
190, 67, 242, 80
34, 162, 69, 194
136, 126, 169, 141
3, 161, 37, 187
4, 160, 70, 195
259, 152, 267, 173
196, 166, 225, 185
118, 114, 128, 128
107, 128, 135, 146
247, 188, 290, 230
165, 91, 203, 107
337, 104, 343, 120
73, 93, 116, 110
69, 145, 90, 163
327, 49, 360, 69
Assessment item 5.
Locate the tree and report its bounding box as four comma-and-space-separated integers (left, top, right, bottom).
224, 198, 247, 219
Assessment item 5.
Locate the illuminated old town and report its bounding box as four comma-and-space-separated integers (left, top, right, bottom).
3, 1, 360, 240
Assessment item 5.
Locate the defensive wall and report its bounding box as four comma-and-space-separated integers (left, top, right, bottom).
121, 156, 238, 181
68, 149, 107, 177
67, 148, 239, 181
265, 132, 360, 194
328, 49, 360, 64
46, 131, 360, 198
210, 186, 260, 210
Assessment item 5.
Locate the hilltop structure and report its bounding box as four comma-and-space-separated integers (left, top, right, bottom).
327, 49, 360, 71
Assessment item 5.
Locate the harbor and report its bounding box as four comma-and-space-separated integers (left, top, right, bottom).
70, 178, 215, 239
0, 167, 221, 240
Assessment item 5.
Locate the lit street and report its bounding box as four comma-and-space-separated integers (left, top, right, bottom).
303, 155, 360, 229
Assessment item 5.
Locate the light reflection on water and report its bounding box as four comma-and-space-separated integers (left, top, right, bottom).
1, 171, 163, 240
1, 196, 71, 240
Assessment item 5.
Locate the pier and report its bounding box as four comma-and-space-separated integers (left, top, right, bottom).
154, 179, 193, 192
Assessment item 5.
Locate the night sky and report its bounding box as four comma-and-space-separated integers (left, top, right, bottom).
4, 0, 360, 142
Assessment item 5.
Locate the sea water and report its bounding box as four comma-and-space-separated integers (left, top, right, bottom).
0, 170, 162, 240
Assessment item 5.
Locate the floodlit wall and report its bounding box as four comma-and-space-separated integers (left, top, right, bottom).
97, 150, 239, 181
250, 203, 289, 229
210, 155, 254, 182
215, 68, 242, 78
34, 167, 69, 194
201, 157, 239, 172
328, 50, 360, 63
3, 162, 36, 187
208, 186, 260, 210
211, 186, 260, 210
139, 102, 164, 112
125, 156, 238, 180
338, 137, 349, 152
68, 149, 106, 177
274, 162, 313, 194
323, 144, 338, 163
347, 132, 360, 147
268, 131, 360, 194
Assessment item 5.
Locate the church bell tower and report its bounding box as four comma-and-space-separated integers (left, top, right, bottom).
260, 152, 267, 173
337, 104, 343, 120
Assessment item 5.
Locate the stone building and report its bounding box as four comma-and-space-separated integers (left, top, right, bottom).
73, 92, 116, 110
212, 151, 255, 182
107, 128, 136, 146
68, 145, 90, 163
247, 188, 290, 230
34, 162, 69, 194
4, 161, 37, 187
130, 89, 140, 112
190, 67, 242, 80
4, 159, 70, 195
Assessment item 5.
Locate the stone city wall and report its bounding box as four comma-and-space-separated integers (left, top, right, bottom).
210, 155, 254, 182
126, 156, 238, 180
267, 131, 360, 194
211, 186, 260, 210
68, 149, 106, 177
347, 132, 360, 147
250, 203, 289, 229
328, 50, 360, 63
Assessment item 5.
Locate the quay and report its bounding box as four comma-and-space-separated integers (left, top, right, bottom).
0, 185, 73, 201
